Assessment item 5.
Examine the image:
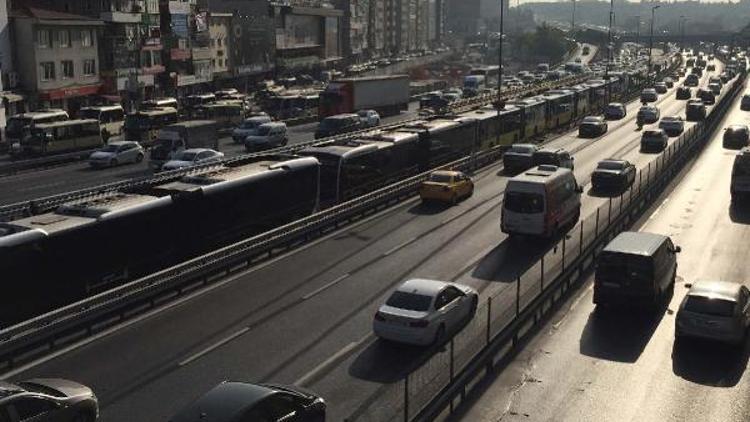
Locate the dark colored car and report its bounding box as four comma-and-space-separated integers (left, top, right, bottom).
314, 113, 362, 139
640, 129, 669, 153
691, 67, 703, 77
741, 94, 750, 111
676, 86, 692, 100
686, 100, 707, 121
697, 88, 715, 105
604, 103, 627, 120
591, 159, 636, 192
684, 74, 700, 87
0, 379, 98, 422
723, 125, 750, 149
707, 63, 716, 71
532, 148, 574, 170
654, 82, 668, 94
594, 231, 680, 308
637, 105, 660, 124
578, 116, 608, 137
503, 143, 539, 173
170, 382, 325, 422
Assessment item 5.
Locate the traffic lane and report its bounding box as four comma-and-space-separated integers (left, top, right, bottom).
451, 75, 750, 422
6, 69, 695, 419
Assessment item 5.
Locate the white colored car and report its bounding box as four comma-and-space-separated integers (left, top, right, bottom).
373, 279, 478, 346
88, 141, 144, 168
357, 109, 381, 128
231, 116, 272, 143
161, 148, 224, 171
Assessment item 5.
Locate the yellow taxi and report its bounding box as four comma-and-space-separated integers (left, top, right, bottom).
419, 170, 474, 204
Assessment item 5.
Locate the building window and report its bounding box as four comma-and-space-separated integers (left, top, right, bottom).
218, 38, 222, 47
59, 30, 71, 47
37, 29, 50, 48
211, 59, 216, 67
81, 29, 93, 47
83, 59, 96, 76
61, 60, 74, 79
40, 62, 55, 81
152, 53, 162, 66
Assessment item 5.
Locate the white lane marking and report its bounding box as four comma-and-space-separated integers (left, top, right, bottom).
302, 274, 350, 300
649, 197, 670, 219
178, 327, 251, 367
294, 333, 373, 387
0, 201, 414, 378
383, 237, 418, 256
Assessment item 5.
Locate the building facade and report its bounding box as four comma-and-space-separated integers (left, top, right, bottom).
11, 6, 104, 112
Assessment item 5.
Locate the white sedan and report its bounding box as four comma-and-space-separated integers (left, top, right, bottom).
88, 141, 145, 168
357, 109, 381, 128
373, 279, 478, 346
161, 148, 224, 171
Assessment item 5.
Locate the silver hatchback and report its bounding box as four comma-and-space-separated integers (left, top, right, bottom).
676, 280, 750, 346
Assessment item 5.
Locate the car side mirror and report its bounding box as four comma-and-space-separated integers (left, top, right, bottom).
674, 246, 682, 253
684, 283, 692, 289
576, 186, 584, 193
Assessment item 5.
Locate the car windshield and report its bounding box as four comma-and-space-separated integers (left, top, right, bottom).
100, 144, 120, 153
240, 120, 262, 129
256, 126, 272, 136
583, 117, 600, 124
505, 191, 544, 213
16, 382, 65, 398
598, 161, 624, 170
320, 118, 346, 130
428, 173, 453, 183
684, 295, 736, 317
597, 252, 652, 282
175, 151, 199, 161
386, 291, 433, 312
357, 111, 369, 117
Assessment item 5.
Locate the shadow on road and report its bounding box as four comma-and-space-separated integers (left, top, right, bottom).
579, 297, 670, 363
672, 337, 750, 387
408, 201, 452, 216
349, 339, 445, 384
471, 236, 550, 283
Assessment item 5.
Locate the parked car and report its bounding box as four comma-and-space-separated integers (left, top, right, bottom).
658, 116, 685, 136
640, 129, 669, 152
676, 86, 692, 100
686, 100, 707, 121
723, 124, 750, 149
244, 122, 289, 152
637, 105, 661, 124
594, 231, 680, 308
697, 88, 716, 105
604, 102, 627, 120
676, 280, 750, 346
640, 88, 658, 102
88, 141, 144, 168
591, 159, 636, 192
419, 170, 474, 204
161, 148, 224, 171
741, 94, 750, 111
373, 279, 478, 346
578, 116, 608, 137
503, 143, 539, 173
169, 381, 326, 422
232, 116, 273, 143
357, 109, 381, 128
654, 82, 668, 94
314, 113, 362, 139
0, 378, 98, 422
533, 148, 574, 170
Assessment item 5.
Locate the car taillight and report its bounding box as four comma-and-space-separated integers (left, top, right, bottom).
410, 320, 429, 328
374, 312, 386, 322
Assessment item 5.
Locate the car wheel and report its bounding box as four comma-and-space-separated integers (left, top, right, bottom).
282, 138, 289, 146
73, 412, 94, 422
135, 153, 144, 163
433, 324, 446, 346
110, 158, 118, 167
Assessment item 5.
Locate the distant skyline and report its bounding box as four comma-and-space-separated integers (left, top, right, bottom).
515, 0, 742, 4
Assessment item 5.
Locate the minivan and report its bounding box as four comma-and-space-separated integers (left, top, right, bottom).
244, 122, 288, 152
593, 231, 680, 307
501, 165, 583, 238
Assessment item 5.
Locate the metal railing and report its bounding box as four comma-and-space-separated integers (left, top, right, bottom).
0, 74, 591, 222
348, 66, 746, 422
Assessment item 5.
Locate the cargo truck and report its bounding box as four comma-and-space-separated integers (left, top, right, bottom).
319, 75, 410, 118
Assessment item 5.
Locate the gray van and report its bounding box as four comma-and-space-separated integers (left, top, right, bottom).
593, 231, 681, 307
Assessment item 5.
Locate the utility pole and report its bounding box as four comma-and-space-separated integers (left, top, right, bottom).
635, 15, 640, 46
605, 0, 614, 102
494, 0, 505, 145
571, 0, 576, 32
648, 5, 660, 85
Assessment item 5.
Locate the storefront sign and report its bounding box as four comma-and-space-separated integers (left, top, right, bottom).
39, 84, 101, 100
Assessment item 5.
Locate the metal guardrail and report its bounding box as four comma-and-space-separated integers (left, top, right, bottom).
0, 55, 680, 371
0, 149, 99, 177
0, 74, 591, 223
348, 65, 745, 422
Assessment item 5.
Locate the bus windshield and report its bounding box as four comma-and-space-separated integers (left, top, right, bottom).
79, 109, 101, 120
6, 117, 32, 136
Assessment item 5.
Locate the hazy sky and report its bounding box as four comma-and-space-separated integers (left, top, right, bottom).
515, 0, 740, 4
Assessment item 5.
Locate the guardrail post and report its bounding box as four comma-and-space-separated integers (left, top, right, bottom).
540, 255, 545, 291
595, 208, 600, 238
561, 236, 566, 273
647, 162, 651, 187
608, 198, 612, 226
579, 222, 583, 256
450, 340, 455, 382
516, 276, 521, 318
619, 192, 623, 216
486, 296, 491, 346
404, 375, 409, 422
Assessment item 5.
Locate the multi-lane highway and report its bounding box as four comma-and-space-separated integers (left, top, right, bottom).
453, 68, 750, 422
2, 54, 722, 421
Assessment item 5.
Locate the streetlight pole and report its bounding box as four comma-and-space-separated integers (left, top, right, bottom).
648, 5, 660, 85
635, 15, 640, 46
679, 15, 686, 51
605, 0, 614, 102
495, 0, 505, 144
571, 0, 576, 33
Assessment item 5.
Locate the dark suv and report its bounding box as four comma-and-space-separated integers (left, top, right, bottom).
686, 100, 707, 121
723, 125, 750, 149
503, 143, 539, 173
532, 148, 574, 170
675, 86, 692, 100
697, 88, 715, 105
314, 114, 363, 139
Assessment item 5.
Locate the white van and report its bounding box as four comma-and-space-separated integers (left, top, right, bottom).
79, 105, 125, 141
501, 165, 583, 237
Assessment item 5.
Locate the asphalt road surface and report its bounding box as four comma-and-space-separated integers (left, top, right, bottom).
2, 59, 727, 421
451, 71, 750, 422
